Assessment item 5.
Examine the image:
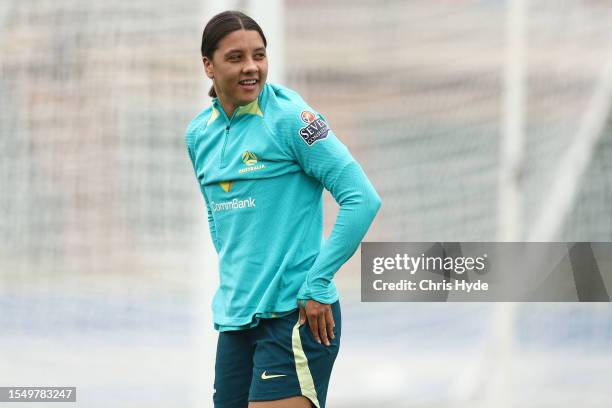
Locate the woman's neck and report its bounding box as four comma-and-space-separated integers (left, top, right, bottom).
219, 99, 236, 119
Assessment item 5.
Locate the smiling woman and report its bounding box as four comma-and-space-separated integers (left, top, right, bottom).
202, 28, 268, 118
186, 10, 381, 408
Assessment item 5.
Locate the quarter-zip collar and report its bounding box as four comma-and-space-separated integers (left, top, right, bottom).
211, 84, 269, 169
211, 83, 268, 126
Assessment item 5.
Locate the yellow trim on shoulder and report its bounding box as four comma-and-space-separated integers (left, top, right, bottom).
292, 318, 320, 408
236, 99, 263, 117
207, 106, 219, 126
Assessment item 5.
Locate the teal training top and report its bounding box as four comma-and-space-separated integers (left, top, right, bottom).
186, 83, 381, 331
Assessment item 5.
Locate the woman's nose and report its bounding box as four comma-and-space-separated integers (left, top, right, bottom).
243, 57, 258, 73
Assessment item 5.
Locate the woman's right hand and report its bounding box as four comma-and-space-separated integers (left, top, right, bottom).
298, 299, 335, 346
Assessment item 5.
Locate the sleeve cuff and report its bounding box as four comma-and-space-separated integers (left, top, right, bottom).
298, 279, 336, 304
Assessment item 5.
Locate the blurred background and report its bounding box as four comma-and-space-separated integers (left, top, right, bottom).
2, 0, 612, 406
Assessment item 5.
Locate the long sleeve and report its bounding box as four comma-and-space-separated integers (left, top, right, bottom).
186, 134, 221, 253
281, 110, 382, 303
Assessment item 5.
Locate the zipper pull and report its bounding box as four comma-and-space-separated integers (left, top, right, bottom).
219, 126, 230, 169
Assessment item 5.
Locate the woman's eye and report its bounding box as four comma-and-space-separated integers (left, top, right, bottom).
254, 53, 266, 60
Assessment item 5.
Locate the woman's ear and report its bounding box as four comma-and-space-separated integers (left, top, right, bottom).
203, 57, 214, 79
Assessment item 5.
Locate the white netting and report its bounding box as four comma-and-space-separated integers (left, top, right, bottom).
1, 1, 214, 406
286, 0, 612, 243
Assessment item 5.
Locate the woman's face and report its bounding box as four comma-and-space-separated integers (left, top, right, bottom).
203, 29, 268, 116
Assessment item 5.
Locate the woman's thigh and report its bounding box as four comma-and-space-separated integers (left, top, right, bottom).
248, 395, 313, 407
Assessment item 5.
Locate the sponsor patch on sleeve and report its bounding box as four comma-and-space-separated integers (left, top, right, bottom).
298, 110, 330, 146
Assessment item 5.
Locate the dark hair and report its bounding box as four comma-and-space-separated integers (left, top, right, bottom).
201, 10, 267, 98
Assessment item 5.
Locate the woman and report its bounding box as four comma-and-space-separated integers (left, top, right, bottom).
186, 10, 381, 408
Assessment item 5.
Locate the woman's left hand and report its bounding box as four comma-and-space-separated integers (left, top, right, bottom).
298, 299, 335, 346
